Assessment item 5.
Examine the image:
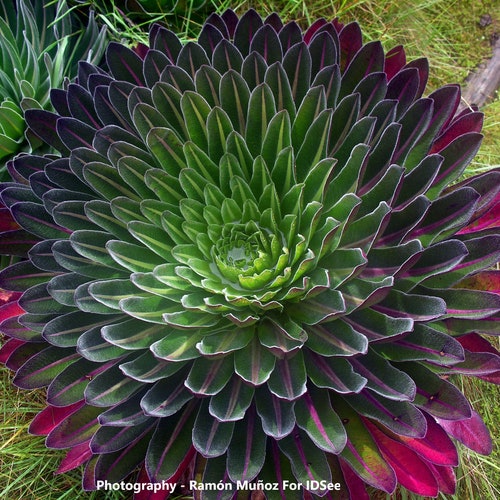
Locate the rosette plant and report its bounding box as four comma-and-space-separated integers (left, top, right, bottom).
0, 0, 107, 174
1, 8, 500, 499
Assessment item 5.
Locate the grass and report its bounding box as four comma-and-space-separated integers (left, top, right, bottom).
1, 0, 500, 498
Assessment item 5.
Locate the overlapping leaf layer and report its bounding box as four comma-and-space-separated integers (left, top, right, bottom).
1, 9, 499, 498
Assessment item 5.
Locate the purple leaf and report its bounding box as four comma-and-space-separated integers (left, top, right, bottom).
436, 410, 493, 455
364, 419, 439, 496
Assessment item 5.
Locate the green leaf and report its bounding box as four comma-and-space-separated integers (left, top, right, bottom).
101, 318, 170, 350
197, 327, 254, 356
192, 399, 235, 457
209, 376, 255, 421
267, 351, 307, 400
207, 106, 233, 162
119, 350, 186, 383
295, 387, 347, 453
305, 319, 368, 357
85, 360, 143, 407
106, 240, 164, 273
255, 386, 295, 438
305, 350, 367, 393
183, 140, 219, 183
265, 61, 296, 120
349, 349, 416, 401
176, 41, 210, 79
291, 85, 326, 151
195, 65, 222, 111
13, 346, 78, 389
181, 90, 211, 151
145, 403, 197, 481
227, 406, 267, 482
219, 70, 250, 135
150, 330, 204, 361
98, 387, 151, 426
283, 41, 312, 105
296, 111, 333, 181
400, 362, 472, 420
140, 367, 193, 417
328, 93, 360, 155
146, 127, 187, 176
77, 325, 128, 362
374, 323, 464, 365
278, 429, 332, 489
213, 38, 244, 73
151, 82, 188, 139
185, 356, 234, 396
290, 289, 346, 325
245, 82, 276, 157
43, 311, 122, 348
241, 51, 267, 93
332, 397, 397, 493
234, 336, 276, 385
261, 110, 292, 169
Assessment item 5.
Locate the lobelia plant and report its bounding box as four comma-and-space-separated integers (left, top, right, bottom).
0, 0, 107, 177
0, 8, 500, 499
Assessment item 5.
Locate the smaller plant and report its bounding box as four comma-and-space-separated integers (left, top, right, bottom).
0, 0, 107, 177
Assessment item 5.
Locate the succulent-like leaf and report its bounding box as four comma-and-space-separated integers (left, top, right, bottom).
0, 9, 498, 498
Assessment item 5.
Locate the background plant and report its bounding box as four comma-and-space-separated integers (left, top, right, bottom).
0, 0, 107, 180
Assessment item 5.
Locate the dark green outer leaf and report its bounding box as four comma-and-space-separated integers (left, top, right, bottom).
90, 418, 155, 454
177, 42, 210, 79
209, 376, 254, 422
305, 350, 367, 394
219, 70, 250, 134
234, 336, 276, 385
295, 387, 347, 453
212, 38, 244, 74
399, 362, 472, 420
106, 42, 145, 85
267, 352, 307, 400
140, 366, 193, 417
146, 403, 197, 481
84, 358, 143, 407
185, 355, 234, 396
241, 51, 268, 91
0, 260, 59, 292
245, 83, 276, 157
11, 202, 69, 240
143, 49, 171, 87
192, 399, 235, 457
277, 428, 332, 489
227, 406, 267, 482
13, 346, 78, 389
349, 349, 416, 401
373, 323, 464, 365
283, 41, 312, 105
45, 403, 102, 449
255, 386, 296, 439
346, 390, 427, 437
